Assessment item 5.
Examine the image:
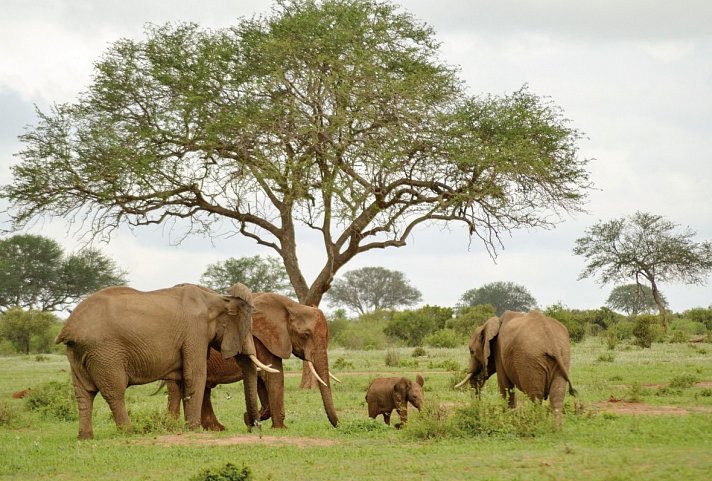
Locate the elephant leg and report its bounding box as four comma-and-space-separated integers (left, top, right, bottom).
166, 380, 182, 419
101, 385, 131, 434
257, 377, 271, 421
181, 348, 208, 430
549, 376, 568, 426
264, 358, 286, 428
395, 406, 408, 428
67, 350, 98, 440
200, 386, 224, 431
383, 411, 391, 425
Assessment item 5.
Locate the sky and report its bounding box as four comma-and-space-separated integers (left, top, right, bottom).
1, 0, 711, 314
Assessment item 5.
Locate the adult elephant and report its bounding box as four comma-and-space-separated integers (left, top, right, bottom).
166, 292, 340, 429
455, 310, 577, 423
55, 283, 276, 439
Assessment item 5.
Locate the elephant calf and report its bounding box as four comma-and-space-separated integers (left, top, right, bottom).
366, 375, 425, 428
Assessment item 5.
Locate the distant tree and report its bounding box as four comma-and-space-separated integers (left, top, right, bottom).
384, 305, 452, 346
0, 307, 58, 354
325, 267, 421, 315
606, 284, 666, 317
0, 234, 127, 312
459, 281, 537, 316
200, 255, 293, 296
446, 304, 496, 337
574, 212, 712, 330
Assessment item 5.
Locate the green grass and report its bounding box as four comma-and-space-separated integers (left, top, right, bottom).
1, 339, 711, 480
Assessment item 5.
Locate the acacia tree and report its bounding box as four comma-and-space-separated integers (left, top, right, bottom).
3, 1, 591, 383
0, 234, 127, 312
200, 255, 294, 295
459, 281, 537, 316
606, 284, 666, 317
574, 212, 712, 330
325, 266, 421, 315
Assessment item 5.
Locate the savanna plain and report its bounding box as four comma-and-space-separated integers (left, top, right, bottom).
1, 340, 711, 481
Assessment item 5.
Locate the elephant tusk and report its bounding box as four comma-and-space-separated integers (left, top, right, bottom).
329, 372, 342, 383
250, 354, 279, 374
454, 372, 474, 389
308, 361, 328, 387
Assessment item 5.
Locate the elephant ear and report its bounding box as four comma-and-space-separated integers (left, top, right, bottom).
393, 378, 408, 408
252, 293, 293, 359
480, 316, 502, 373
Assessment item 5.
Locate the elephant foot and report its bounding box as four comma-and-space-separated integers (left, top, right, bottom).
394, 422, 404, 430
202, 421, 225, 431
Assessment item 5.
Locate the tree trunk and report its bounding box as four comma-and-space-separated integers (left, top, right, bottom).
649, 279, 668, 333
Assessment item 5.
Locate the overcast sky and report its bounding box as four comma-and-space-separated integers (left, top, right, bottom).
1, 0, 711, 313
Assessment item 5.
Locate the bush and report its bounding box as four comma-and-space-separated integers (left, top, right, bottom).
632, 314, 664, 348
331, 310, 392, 349
190, 463, 252, 481
128, 408, 185, 434
384, 347, 400, 367
384, 305, 453, 346
446, 304, 495, 337
25, 380, 77, 421
680, 307, 712, 331
0, 400, 21, 427
411, 347, 427, 357
423, 328, 463, 348
669, 374, 699, 389
332, 357, 355, 370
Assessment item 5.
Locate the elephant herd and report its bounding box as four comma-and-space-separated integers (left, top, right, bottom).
55, 283, 576, 439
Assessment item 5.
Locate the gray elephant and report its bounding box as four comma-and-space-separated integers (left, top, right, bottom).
55, 282, 275, 439
366, 375, 425, 428
455, 310, 576, 423
165, 292, 340, 429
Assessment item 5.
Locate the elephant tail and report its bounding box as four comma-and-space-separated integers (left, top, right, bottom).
548, 352, 577, 397
151, 381, 167, 396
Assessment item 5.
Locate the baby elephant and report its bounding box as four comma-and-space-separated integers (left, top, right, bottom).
366, 375, 425, 428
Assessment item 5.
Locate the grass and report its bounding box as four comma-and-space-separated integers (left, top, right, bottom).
1, 339, 711, 480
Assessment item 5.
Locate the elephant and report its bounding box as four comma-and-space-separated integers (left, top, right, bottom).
365, 375, 425, 428
55, 282, 276, 439
165, 292, 340, 429
455, 310, 577, 423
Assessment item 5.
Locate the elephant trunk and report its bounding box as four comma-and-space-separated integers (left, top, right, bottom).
236, 355, 260, 430
313, 352, 339, 427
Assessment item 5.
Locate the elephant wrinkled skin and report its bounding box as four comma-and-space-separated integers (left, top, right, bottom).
456, 310, 576, 423
56, 283, 260, 439
167, 292, 340, 429
366, 375, 425, 428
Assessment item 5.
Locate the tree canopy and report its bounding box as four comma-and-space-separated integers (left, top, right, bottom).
606, 284, 666, 317
3, 0, 591, 307
325, 266, 421, 314
574, 211, 712, 327
200, 255, 293, 295
459, 281, 537, 316
0, 234, 127, 312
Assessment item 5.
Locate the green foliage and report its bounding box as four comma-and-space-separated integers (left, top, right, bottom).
543, 303, 585, 342
458, 282, 537, 316
406, 396, 555, 440
446, 304, 495, 337
597, 352, 615, 362
325, 267, 422, 315
668, 374, 699, 389
330, 310, 392, 350
0, 400, 21, 427
0, 308, 58, 354
679, 307, 712, 331
384, 305, 453, 346
200, 256, 293, 296
427, 359, 461, 371
423, 328, 463, 348
127, 408, 185, 434
24, 380, 77, 421
384, 347, 400, 367
190, 463, 252, 481
411, 346, 427, 357
632, 314, 664, 348
332, 357, 355, 370
0, 234, 127, 312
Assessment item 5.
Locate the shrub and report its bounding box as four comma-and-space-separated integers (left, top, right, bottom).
190, 463, 252, 481
384, 347, 400, 367
0, 400, 21, 427
427, 359, 461, 372
669, 374, 699, 389
423, 328, 463, 348
446, 304, 495, 337
597, 353, 615, 363
128, 408, 185, 434
411, 347, 427, 357
384, 305, 453, 346
332, 357, 355, 370
632, 314, 664, 348
25, 380, 77, 421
